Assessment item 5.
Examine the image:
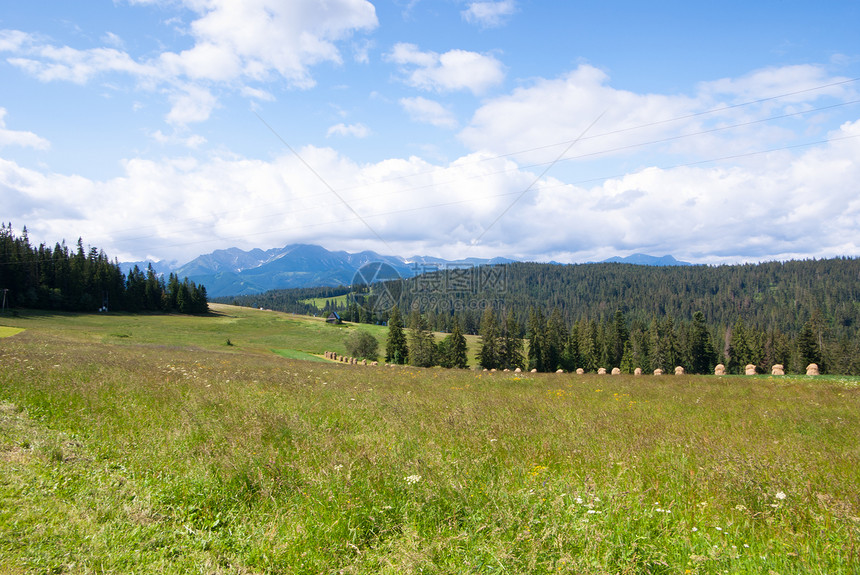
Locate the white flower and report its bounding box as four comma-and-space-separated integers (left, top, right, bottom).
405, 474, 422, 484
775, 491, 787, 500
692, 527, 698, 532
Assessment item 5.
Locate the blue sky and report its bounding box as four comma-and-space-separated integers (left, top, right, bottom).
2, 0, 859, 265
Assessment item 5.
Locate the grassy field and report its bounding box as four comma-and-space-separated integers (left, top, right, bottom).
0, 307, 858, 574
300, 294, 351, 310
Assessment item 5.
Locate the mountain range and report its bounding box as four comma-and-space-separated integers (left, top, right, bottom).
121, 245, 690, 298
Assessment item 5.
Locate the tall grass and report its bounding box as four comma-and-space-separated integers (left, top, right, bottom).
0, 310, 858, 573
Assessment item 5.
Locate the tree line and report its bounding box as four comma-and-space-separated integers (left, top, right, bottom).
218, 257, 860, 374
0, 224, 208, 314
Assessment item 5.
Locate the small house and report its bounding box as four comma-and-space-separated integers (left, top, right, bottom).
326, 311, 342, 324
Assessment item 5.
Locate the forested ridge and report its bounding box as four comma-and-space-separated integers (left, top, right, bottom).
222, 257, 860, 374
0, 224, 208, 314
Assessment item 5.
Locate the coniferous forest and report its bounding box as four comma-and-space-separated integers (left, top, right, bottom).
222, 258, 860, 375
0, 224, 208, 314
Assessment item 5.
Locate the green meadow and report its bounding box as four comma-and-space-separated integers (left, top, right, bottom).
0, 305, 858, 574
300, 294, 351, 310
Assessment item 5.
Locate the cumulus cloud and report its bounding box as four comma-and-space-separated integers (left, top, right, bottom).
387, 42, 505, 94
166, 84, 218, 126
399, 97, 458, 128
1, 0, 378, 123
0, 109, 50, 150
327, 123, 370, 138
462, 1, 516, 28
459, 63, 857, 168
4, 116, 859, 265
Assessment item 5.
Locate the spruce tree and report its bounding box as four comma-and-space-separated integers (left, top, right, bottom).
527, 307, 545, 371
797, 320, 821, 369
385, 305, 409, 364
689, 311, 714, 374
545, 308, 568, 371
444, 322, 469, 369
500, 309, 524, 370
478, 307, 500, 370
408, 310, 436, 367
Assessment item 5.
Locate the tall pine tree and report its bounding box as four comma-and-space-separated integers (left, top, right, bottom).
385, 306, 409, 364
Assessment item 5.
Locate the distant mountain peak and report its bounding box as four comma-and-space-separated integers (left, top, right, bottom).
601, 254, 691, 266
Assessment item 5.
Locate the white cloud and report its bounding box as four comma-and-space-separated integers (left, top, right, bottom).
101, 32, 125, 49
462, 1, 516, 28
166, 84, 218, 125
151, 129, 207, 149
0, 109, 50, 150
399, 97, 458, 128
240, 86, 275, 101
459, 63, 856, 167
327, 123, 370, 138
387, 42, 505, 94
0, 29, 33, 52
698, 64, 855, 105
1, 0, 378, 126
7, 45, 159, 85
173, 0, 378, 86
3, 118, 858, 265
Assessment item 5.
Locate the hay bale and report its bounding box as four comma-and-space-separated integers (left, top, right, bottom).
653, 368, 663, 376
597, 367, 607, 375
714, 364, 726, 375
371, 361, 378, 366
611, 367, 621, 375
634, 367, 642, 375
556, 369, 564, 373
576, 368, 584, 375
514, 367, 522, 373
530, 368, 538, 373
674, 366, 685, 375
771, 364, 784, 376
745, 364, 757, 375
806, 363, 819, 376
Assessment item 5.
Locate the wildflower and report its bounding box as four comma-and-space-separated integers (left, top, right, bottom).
405, 474, 421, 484
775, 491, 787, 500
691, 527, 698, 532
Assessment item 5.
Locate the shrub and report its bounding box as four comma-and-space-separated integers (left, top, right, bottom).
345, 330, 379, 361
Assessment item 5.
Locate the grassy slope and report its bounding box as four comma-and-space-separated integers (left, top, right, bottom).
0, 308, 858, 574
300, 294, 351, 309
